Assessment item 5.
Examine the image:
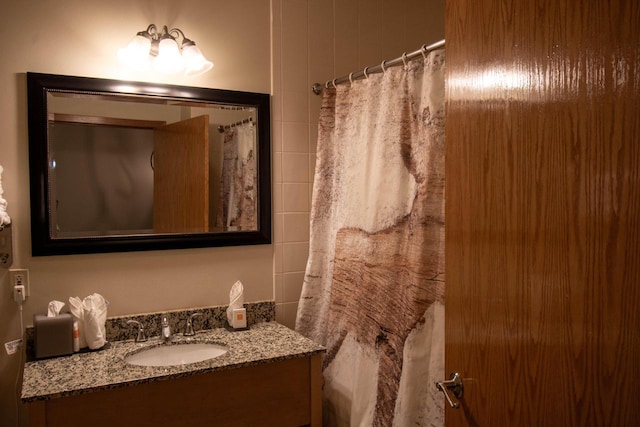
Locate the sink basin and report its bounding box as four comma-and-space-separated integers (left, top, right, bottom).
125, 343, 228, 367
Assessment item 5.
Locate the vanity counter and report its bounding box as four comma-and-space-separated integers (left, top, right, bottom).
22, 321, 325, 403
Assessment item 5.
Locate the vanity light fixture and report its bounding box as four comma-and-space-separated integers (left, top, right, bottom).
118, 24, 213, 77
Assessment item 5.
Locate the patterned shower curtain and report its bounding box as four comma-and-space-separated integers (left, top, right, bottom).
215, 122, 257, 231
296, 50, 445, 426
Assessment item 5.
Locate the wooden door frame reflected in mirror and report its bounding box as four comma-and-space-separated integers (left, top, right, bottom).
27, 72, 271, 256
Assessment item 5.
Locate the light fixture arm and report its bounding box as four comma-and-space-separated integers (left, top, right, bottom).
145, 24, 158, 36
168, 27, 185, 40
135, 24, 158, 42
157, 26, 175, 42
167, 28, 197, 48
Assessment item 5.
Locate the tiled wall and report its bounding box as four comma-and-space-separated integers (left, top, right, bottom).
271, 0, 444, 329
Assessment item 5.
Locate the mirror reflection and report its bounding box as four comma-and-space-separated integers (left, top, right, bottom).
48, 93, 258, 237
27, 73, 271, 256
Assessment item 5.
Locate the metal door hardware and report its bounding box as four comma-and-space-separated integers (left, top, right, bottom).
436, 372, 464, 409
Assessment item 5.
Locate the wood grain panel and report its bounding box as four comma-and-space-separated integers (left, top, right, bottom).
445, 0, 640, 425
153, 115, 209, 233
32, 357, 316, 427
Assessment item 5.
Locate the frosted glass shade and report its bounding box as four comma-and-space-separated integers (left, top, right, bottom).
117, 35, 152, 70
182, 44, 213, 77
153, 38, 184, 74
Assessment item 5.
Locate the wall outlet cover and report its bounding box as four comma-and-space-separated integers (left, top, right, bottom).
9, 268, 29, 297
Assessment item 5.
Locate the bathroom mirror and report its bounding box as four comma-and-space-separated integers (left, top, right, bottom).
27, 72, 271, 256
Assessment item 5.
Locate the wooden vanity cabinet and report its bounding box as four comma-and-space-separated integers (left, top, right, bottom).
28, 354, 322, 427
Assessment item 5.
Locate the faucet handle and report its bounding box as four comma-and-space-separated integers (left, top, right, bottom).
184, 312, 203, 336
126, 320, 147, 343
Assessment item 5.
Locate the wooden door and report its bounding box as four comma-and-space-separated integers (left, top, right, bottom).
153, 115, 210, 233
445, 0, 640, 425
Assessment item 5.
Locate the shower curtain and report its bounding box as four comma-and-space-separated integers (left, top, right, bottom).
296, 49, 445, 426
216, 122, 257, 231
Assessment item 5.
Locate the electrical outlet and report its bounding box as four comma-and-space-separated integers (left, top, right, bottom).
9, 268, 29, 297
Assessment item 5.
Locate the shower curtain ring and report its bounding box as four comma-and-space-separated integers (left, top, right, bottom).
349, 72, 355, 84
363, 66, 369, 79
402, 52, 408, 68
421, 44, 428, 59
380, 60, 387, 73
331, 79, 338, 89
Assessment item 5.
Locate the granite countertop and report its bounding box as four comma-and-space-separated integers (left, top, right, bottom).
22, 322, 325, 403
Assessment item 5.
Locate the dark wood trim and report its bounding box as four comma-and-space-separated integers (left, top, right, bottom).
49, 113, 166, 129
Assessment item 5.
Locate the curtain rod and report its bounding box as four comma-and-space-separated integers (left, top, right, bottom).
218, 117, 253, 133
311, 39, 445, 95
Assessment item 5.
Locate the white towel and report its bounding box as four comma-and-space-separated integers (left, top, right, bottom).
226, 280, 244, 326
69, 293, 108, 350
83, 293, 108, 350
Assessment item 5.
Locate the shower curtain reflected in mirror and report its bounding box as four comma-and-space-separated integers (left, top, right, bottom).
296, 50, 445, 426
215, 122, 257, 231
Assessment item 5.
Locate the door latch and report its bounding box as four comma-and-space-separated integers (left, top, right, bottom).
435, 372, 464, 409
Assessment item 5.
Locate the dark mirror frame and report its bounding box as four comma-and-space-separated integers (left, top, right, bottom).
27, 72, 271, 256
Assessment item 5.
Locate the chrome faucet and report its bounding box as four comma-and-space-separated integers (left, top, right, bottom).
126, 320, 147, 343
161, 315, 172, 342
184, 312, 203, 336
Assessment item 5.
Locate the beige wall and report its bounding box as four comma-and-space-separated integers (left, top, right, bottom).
0, 0, 272, 424
0, 0, 443, 424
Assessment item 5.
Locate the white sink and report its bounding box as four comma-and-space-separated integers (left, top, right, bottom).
125, 343, 228, 367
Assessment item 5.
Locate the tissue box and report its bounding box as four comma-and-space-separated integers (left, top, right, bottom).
34, 313, 74, 359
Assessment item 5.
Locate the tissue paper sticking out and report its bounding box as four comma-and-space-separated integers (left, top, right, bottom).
47, 300, 66, 317
226, 280, 244, 326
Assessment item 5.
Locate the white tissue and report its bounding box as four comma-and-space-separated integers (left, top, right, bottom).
0, 165, 12, 228
226, 280, 244, 326
69, 293, 108, 350
47, 300, 66, 317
